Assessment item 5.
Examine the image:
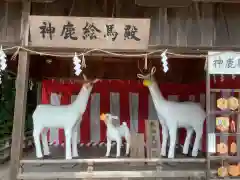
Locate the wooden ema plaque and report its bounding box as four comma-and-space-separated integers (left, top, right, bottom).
130, 133, 145, 166
214, 92, 240, 177
145, 120, 161, 165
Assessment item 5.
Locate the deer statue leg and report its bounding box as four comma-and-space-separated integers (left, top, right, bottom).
182, 127, 194, 155
33, 127, 43, 158
65, 129, 72, 160
125, 135, 130, 156
116, 138, 122, 158
41, 128, 50, 156
192, 126, 203, 157
161, 125, 169, 157
168, 126, 177, 158
72, 126, 79, 157
105, 138, 112, 157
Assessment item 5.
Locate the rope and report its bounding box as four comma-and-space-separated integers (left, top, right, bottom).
81, 53, 86, 68
0, 45, 231, 59
144, 55, 148, 70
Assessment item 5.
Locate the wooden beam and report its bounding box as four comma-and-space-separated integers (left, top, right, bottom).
103, 0, 107, 16
25, 44, 240, 57
20, 158, 207, 164
4, 0, 54, 2
115, 0, 121, 17
17, 170, 208, 179
4, 0, 240, 3
25, 45, 210, 58
9, 0, 31, 180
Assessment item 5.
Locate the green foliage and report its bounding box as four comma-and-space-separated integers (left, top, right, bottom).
0, 72, 36, 141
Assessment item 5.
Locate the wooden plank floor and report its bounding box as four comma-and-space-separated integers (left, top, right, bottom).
19, 146, 210, 180
0, 162, 9, 180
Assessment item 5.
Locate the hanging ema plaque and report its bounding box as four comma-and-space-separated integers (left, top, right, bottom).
217, 142, 228, 154
228, 96, 239, 111
218, 166, 228, 177
216, 117, 230, 132
230, 142, 237, 154
217, 98, 228, 110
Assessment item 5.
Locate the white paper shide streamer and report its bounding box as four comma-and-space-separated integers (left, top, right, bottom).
0, 46, 7, 84
161, 50, 168, 73
73, 53, 82, 76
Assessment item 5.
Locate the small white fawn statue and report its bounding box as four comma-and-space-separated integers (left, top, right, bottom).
137, 67, 206, 158
100, 113, 131, 157
32, 74, 99, 159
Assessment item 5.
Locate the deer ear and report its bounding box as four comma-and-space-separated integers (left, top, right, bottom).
151, 66, 156, 75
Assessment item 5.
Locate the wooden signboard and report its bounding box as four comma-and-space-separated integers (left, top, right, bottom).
145, 119, 161, 165
208, 51, 240, 75
130, 133, 145, 166
29, 16, 150, 50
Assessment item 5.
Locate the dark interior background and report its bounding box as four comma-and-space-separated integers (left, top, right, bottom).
7, 55, 206, 84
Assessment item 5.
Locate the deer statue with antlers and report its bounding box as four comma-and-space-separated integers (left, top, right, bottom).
137, 67, 206, 158
32, 74, 99, 160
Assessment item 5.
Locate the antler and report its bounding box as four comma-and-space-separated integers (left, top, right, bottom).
137, 59, 147, 79
73, 79, 85, 84
82, 74, 88, 81
73, 74, 89, 84
137, 66, 156, 79
137, 73, 145, 79
92, 78, 101, 84
137, 59, 144, 74
74, 74, 101, 85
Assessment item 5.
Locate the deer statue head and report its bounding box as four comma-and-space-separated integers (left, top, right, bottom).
137, 66, 156, 87
100, 113, 119, 125
81, 74, 100, 90
72, 74, 100, 113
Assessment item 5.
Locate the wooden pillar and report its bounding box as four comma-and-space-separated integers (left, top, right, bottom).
9, 51, 30, 180
237, 93, 240, 157
36, 82, 42, 105
205, 57, 211, 180
9, 0, 31, 180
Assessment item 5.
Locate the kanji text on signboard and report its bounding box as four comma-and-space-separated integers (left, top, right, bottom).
208, 52, 240, 74
29, 16, 150, 50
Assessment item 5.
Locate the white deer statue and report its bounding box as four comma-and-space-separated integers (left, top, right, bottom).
137, 67, 206, 158
100, 113, 131, 157
32, 74, 99, 160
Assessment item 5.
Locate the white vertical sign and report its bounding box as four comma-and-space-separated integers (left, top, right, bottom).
208, 51, 240, 74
